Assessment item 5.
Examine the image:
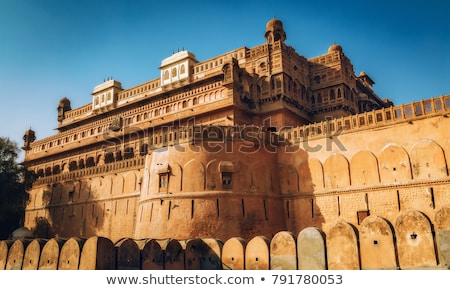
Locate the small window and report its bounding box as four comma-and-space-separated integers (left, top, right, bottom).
159, 174, 168, 190
222, 172, 232, 188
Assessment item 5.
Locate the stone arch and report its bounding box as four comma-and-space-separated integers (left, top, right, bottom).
39, 238, 64, 270
123, 172, 137, 194
270, 231, 297, 270
79, 236, 116, 270
115, 238, 140, 270
58, 237, 84, 270
168, 162, 183, 192
79, 180, 90, 201
185, 238, 223, 270
245, 236, 270, 270
165, 239, 185, 270
323, 154, 350, 188
222, 237, 246, 270
359, 215, 397, 269
410, 140, 447, 180
182, 159, 205, 192
141, 239, 168, 270
112, 174, 125, 196
299, 158, 324, 192
297, 227, 327, 270
279, 164, 299, 195
205, 159, 220, 191
378, 144, 412, 183
5, 239, 26, 270
326, 221, 360, 269
350, 151, 380, 186
394, 210, 437, 269
89, 177, 104, 200
22, 239, 46, 270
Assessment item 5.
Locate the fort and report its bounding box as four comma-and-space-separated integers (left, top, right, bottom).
2, 19, 449, 270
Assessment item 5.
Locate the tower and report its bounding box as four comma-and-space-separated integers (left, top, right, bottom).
264, 18, 286, 44
21, 128, 36, 151
57, 97, 71, 123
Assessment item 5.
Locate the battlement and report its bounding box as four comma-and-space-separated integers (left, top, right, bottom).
281, 95, 450, 144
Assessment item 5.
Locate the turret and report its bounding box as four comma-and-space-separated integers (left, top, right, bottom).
265, 18, 286, 44
57, 97, 71, 123
21, 128, 36, 151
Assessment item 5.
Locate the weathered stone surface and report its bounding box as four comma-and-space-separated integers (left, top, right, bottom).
359, 215, 397, 269
58, 237, 85, 270
22, 239, 47, 270
245, 236, 270, 270
326, 221, 360, 270
115, 238, 140, 270
141, 239, 168, 270
79, 236, 116, 270
435, 206, 450, 268
297, 227, 326, 270
270, 231, 297, 270
222, 237, 246, 270
164, 239, 185, 270
395, 210, 437, 269
5, 239, 31, 270
0, 240, 12, 270
185, 238, 223, 270
39, 238, 66, 270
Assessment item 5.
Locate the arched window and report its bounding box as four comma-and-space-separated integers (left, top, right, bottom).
124, 147, 134, 159
330, 89, 335, 100
86, 157, 95, 168
163, 70, 169, 80
172, 67, 177, 77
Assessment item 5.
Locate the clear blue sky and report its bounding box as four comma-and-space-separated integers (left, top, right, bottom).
1, 0, 449, 161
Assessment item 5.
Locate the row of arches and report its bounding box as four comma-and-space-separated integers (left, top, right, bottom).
284, 139, 449, 192
4, 208, 448, 270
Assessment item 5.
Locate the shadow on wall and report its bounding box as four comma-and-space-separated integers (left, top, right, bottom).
33, 181, 106, 239
1, 209, 449, 270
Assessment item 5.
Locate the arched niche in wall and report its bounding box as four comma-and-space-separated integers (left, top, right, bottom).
359, 215, 397, 270
350, 151, 380, 186
378, 144, 412, 183
326, 221, 360, 270
182, 159, 205, 192
112, 173, 125, 196
323, 154, 350, 189
410, 139, 447, 180
394, 210, 437, 269
299, 158, 324, 192
279, 164, 299, 195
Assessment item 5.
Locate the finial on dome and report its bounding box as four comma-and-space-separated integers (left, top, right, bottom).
328, 42, 343, 53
